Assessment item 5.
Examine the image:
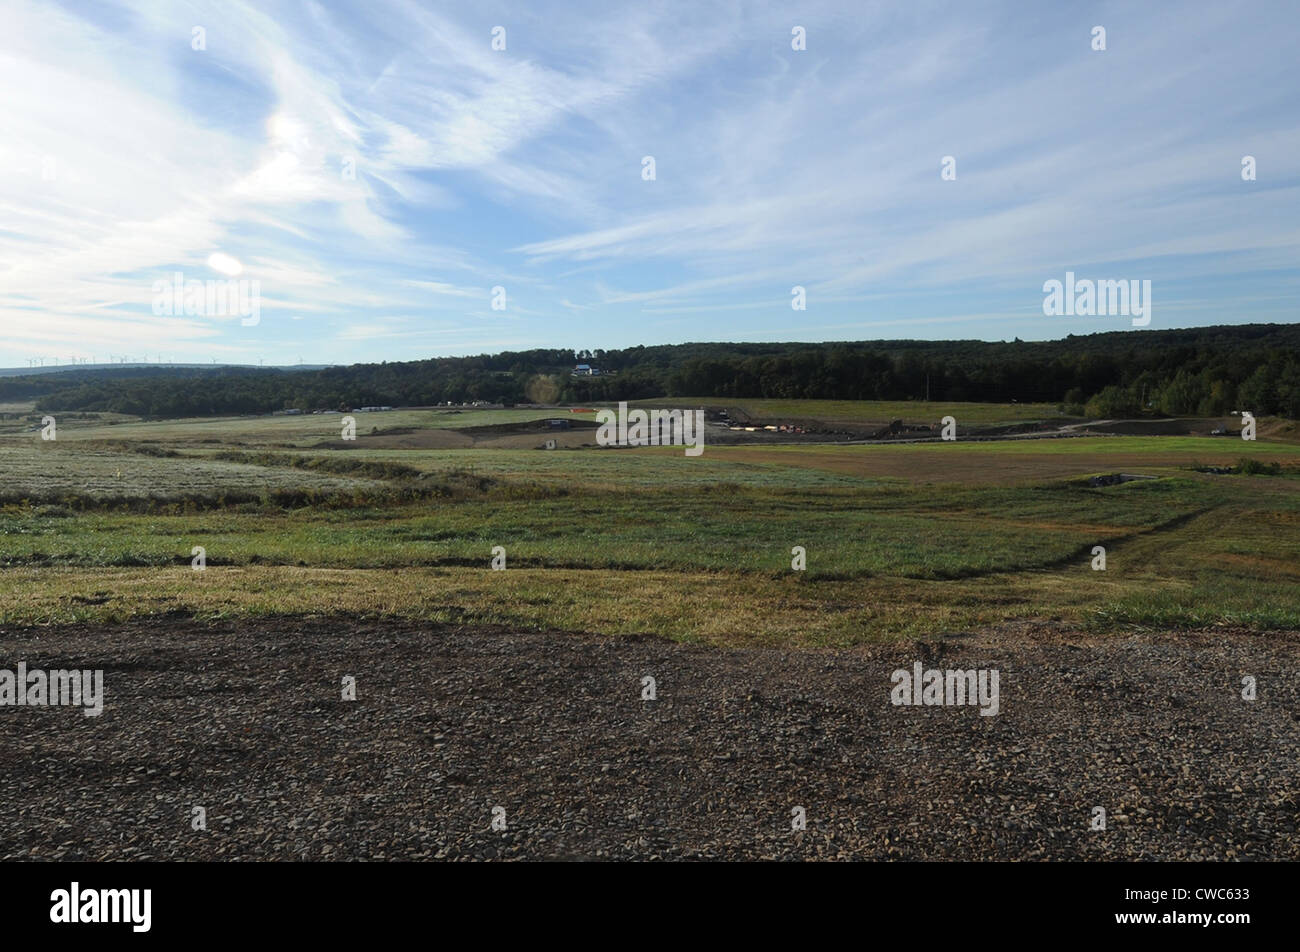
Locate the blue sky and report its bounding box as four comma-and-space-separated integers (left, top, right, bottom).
0, 0, 1297, 367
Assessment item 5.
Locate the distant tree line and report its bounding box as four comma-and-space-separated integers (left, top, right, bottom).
8, 323, 1300, 419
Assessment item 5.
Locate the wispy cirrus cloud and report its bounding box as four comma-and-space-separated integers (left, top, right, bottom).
0, 0, 1296, 367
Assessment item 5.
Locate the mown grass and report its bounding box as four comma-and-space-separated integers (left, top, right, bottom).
703, 436, 1300, 485
0, 477, 1217, 574
0, 443, 389, 500
178, 435, 1300, 490
2, 556, 1296, 644
197, 446, 877, 490
0, 417, 1298, 640
12, 399, 1066, 449
33, 408, 572, 446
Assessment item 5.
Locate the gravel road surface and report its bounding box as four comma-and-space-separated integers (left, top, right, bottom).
1, 619, 1295, 860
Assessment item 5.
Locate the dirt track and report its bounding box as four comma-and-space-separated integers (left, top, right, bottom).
0, 619, 1296, 861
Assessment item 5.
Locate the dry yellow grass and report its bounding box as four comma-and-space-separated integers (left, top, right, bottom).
0, 563, 1183, 647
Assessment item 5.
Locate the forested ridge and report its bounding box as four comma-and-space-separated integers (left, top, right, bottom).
6, 323, 1299, 418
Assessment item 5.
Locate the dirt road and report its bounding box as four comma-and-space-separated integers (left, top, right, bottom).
0, 619, 1295, 860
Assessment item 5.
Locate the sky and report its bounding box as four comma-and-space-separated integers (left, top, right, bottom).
0, 0, 1297, 368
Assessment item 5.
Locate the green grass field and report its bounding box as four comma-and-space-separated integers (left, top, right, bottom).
0, 405, 1296, 641
5, 407, 569, 446
0, 444, 388, 502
